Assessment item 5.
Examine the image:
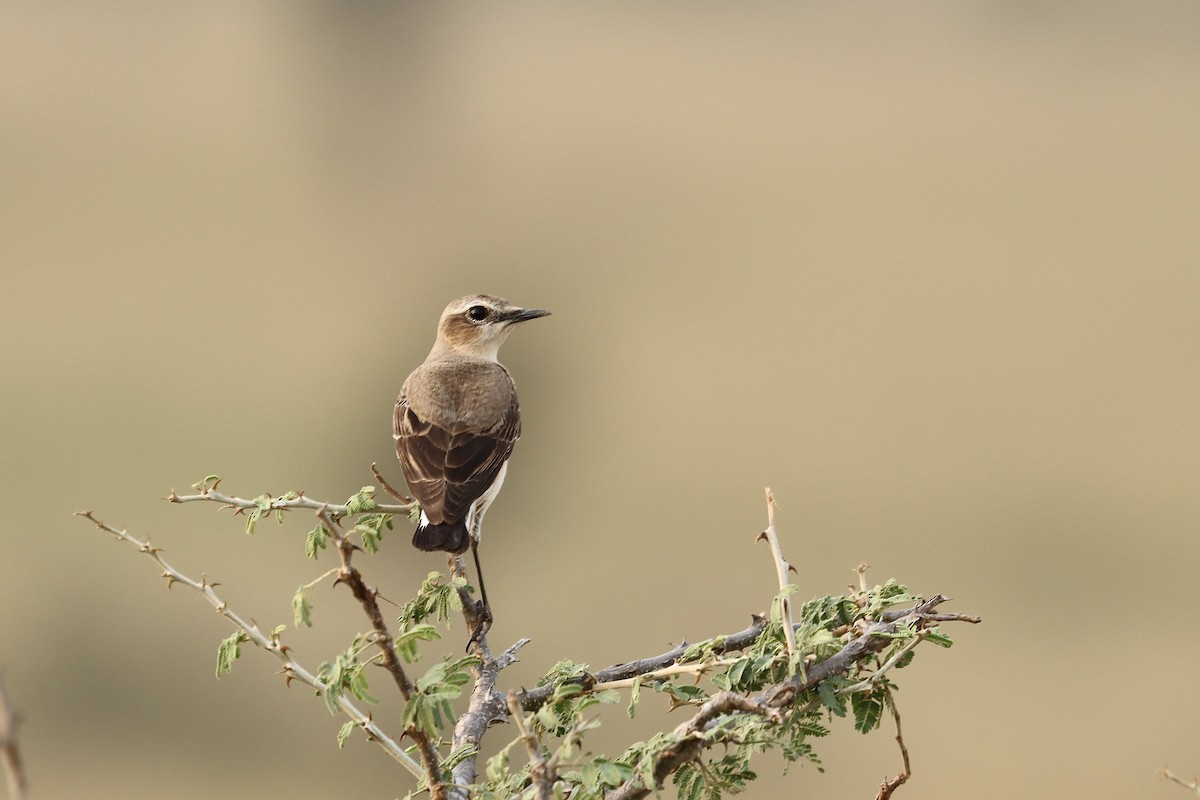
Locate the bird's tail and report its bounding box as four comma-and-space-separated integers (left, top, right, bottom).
412, 519, 471, 554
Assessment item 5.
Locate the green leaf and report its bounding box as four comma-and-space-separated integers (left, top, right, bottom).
354, 513, 394, 554
627, 676, 641, 719
292, 586, 313, 628
244, 494, 273, 535
817, 680, 846, 717
925, 628, 954, 648
394, 623, 441, 663
851, 690, 885, 733
191, 475, 221, 492
345, 486, 377, 514
215, 630, 248, 677
337, 720, 356, 748
305, 523, 330, 559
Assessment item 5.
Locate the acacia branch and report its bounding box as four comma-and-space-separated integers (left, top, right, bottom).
519, 618, 769, 711
519, 596, 979, 713
604, 595, 978, 800
315, 508, 447, 800
875, 695, 910, 800
75, 510, 422, 777
167, 485, 413, 516
446, 557, 531, 798
605, 692, 782, 800
756, 487, 797, 664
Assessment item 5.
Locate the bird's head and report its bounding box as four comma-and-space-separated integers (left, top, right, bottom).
434, 295, 550, 361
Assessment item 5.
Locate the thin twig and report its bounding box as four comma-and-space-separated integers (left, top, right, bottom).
874, 694, 910, 800
75, 510, 421, 777
838, 631, 929, 696
0, 672, 26, 800
371, 462, 413, 504
592, 658, 740, 693
756, 487, 798, 666
1163, 768, 1200, 796
167, 487, 413, 516
316, 507, 446, 800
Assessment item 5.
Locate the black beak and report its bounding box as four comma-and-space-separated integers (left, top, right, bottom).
506, 308, 551, 323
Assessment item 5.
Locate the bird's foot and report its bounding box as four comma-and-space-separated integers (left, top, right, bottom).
466, 601, 493, 652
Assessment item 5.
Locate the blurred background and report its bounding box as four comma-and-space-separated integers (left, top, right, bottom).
2, 3, 1198, 798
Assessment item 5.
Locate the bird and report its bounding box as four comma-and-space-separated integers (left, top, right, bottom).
393, 294, 549, 631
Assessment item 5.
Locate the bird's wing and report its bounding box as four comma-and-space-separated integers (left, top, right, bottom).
393, 394, 521, 525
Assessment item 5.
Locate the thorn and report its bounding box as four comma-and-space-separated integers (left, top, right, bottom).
755, 530, 768, 543
163, 573, 177, 589
787, 564, 797, 575
166, 490, 179, 502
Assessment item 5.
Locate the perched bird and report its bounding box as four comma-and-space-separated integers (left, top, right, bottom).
393, 294, 549, 624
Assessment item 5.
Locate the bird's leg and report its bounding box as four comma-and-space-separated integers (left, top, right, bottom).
466, 538, 493, 649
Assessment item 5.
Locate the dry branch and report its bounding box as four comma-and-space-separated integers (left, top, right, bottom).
75, 510, 423, 778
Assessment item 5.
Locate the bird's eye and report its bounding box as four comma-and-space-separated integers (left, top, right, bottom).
467, 305, 490, 322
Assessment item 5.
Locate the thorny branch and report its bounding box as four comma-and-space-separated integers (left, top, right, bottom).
875, 695, 910, 800
315, 507, 446, 800
756, 487, 798, 663
167, 483, 413, 517
600, 490, 979, 800
0, 672, 25, 800
84, 482, 979, 800
75, 510, 423, 779
605, 693, 783, 800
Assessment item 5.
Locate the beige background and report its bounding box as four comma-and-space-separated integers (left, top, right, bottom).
2, 4, 1198, 798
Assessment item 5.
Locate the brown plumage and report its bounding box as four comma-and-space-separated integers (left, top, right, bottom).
393, 295, 549, 559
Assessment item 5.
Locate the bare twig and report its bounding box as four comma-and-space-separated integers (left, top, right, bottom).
316, 507, 446, 800
756, 487, 797, 666
75, 510, 421, 777
592, 658, 740, 693
0, 672, 26, 800
371, 461, 413, 504
838, 631, 929, 696
874, 695, 910, 800
1164, 768, 1200, 796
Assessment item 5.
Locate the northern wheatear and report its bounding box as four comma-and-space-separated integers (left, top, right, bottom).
394, 295, 549, 625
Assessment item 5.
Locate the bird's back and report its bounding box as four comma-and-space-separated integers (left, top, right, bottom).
394, 358, 522, 550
